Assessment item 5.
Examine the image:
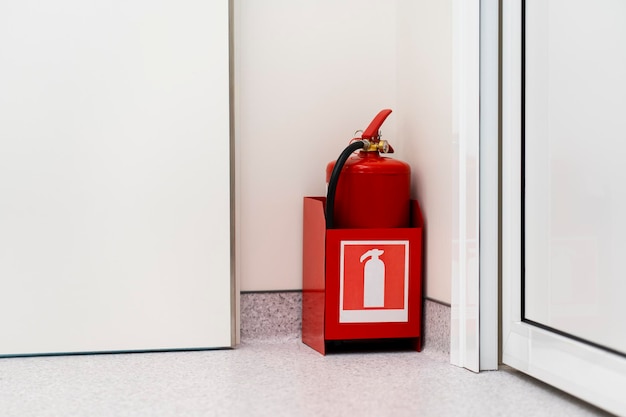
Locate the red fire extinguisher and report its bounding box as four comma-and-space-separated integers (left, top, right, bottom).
326, 109, 411, 229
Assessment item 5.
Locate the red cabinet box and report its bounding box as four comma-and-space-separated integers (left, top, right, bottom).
302, 197, 424, 354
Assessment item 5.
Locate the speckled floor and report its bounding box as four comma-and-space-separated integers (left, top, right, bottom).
0, 337, 610, 417
0, 294, 615, 416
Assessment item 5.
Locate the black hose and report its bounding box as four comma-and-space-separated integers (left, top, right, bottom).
326, 140, 368, 229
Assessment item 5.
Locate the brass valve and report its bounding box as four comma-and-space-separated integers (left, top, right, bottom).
363, 140, 390, 153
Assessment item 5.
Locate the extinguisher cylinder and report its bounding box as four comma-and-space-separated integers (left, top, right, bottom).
326, 150, 411, 229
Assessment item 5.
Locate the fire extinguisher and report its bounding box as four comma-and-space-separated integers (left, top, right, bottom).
326, 109, 411, 229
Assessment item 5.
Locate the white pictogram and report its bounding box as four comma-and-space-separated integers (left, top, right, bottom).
360, 249, 385, 307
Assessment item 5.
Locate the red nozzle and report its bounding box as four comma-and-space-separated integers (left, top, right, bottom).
361, 109, 392, 140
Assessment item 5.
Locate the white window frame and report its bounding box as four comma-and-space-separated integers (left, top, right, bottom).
501, 1, 626, 414
451, 0, 499, 372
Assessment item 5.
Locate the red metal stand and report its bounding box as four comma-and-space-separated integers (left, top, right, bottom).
302, 197, 424, 355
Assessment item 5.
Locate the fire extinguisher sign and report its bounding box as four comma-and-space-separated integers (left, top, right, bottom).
339, 240, 409, 323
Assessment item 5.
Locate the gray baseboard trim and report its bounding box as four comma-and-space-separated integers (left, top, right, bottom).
422, 298, 451, 355
240, 291, 450, 355
240, 292, 302, 341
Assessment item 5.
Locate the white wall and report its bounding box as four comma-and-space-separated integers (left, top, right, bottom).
235, 0, 454, 304
396, 0, 453, 303
235, 0, 398, 291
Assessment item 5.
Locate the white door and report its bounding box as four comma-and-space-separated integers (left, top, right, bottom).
0, 0, 234, 355
502, 0, 626, 414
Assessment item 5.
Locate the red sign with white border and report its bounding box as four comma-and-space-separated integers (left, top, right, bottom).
339, 240, 409, 323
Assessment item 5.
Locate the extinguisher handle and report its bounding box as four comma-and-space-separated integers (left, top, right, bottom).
361, 109, 392, 140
